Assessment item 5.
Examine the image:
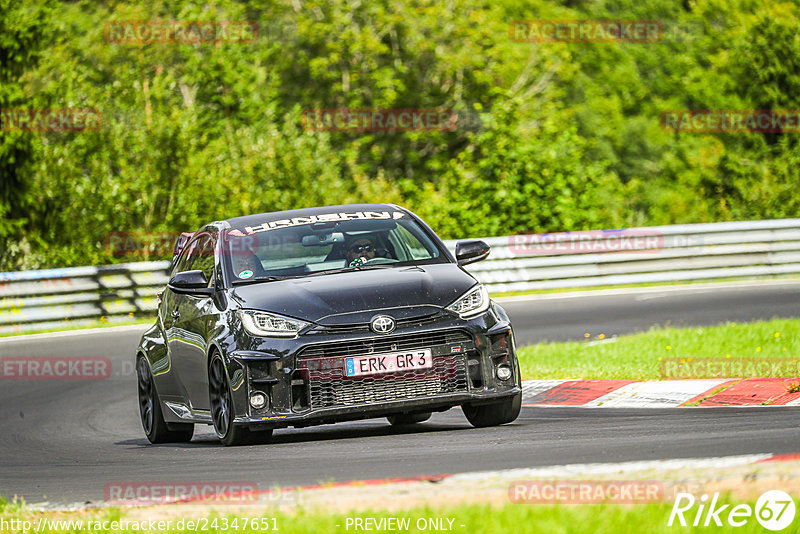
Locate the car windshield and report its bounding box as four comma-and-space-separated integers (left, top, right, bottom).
223, 211, 446, 282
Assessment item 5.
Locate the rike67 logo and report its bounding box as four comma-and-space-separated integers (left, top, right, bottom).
668, 490, 796, 531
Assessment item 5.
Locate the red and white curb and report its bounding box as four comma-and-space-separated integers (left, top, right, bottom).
521, 378, 800, 407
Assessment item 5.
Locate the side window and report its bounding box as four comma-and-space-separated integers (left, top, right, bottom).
191, 235, 217, 287
172, 238, 199, 276
172, 235, 216, 287
395, 224, 431, 260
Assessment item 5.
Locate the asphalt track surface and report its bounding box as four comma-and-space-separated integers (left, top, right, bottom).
1, 281, 799, 505
501, 280, 800, 346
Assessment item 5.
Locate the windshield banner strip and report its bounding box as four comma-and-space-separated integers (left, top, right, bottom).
233, 211, 406, 235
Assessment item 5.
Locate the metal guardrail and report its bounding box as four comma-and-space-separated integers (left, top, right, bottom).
2, 219, 800, 333
0, 262, 170, 333
445, 218, 800, 293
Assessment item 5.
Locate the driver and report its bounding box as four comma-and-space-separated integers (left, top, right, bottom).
346, 236, 376, 267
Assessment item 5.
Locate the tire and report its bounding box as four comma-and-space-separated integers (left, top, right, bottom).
462, 392, 521, 428
137, 357, 194, 444
387, 412, 432, 426
209, 353, 272, 446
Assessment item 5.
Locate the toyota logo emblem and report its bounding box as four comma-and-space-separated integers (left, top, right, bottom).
370, 315, 396, 334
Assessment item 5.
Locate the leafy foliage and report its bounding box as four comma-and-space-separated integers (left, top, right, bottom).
3, 0, 800, 269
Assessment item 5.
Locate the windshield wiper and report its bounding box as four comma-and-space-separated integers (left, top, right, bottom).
355, 264, 394, 270
234, 264, 397, 283
231, 276, 289, 286
304, 264, 394, 277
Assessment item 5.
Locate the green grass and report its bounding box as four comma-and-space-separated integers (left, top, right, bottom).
0, 498, 777, 533
517, 318, 800, 380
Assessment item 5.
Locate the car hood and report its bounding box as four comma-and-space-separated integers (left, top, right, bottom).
230, 263, 477, 325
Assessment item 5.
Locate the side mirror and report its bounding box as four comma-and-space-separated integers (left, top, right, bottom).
168, 270, 213, 296
455, 240, 490, 266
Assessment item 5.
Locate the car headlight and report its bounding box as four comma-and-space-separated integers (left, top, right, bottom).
446, 285, 490, 318
237, 310, 310, 337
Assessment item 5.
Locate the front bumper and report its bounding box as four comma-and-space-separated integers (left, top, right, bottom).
224, 304, 520, 429
239, 389, 520, 429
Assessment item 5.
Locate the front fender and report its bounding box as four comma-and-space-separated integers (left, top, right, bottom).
207, 314, 251, 421
137, 322, 180, 396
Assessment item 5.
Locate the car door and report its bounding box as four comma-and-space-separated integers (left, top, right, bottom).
164, 235, 206, 406
173, 233, 218, 410
162, 239, 197, 334
154, 238, 199, 400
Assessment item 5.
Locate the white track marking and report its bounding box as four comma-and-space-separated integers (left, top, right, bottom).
448, 454, 775, 483
585, 379, 731, 408
494, 279, 800, 303
0, 324, 149, 344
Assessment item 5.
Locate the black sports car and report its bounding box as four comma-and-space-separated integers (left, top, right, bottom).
136, 204, 521, 445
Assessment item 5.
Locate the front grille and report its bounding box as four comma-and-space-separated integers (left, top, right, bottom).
317, 312, 452, 335
294, 330, 472, 409
300, 330, 471, 359
297, 354, 468, 409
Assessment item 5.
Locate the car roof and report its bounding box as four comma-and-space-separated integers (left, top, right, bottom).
223, 203, 406, 229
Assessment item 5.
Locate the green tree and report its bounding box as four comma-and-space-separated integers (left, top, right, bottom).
0, 0, 52, 266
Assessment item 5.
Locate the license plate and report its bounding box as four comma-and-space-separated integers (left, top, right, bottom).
345, 349, 432, 377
